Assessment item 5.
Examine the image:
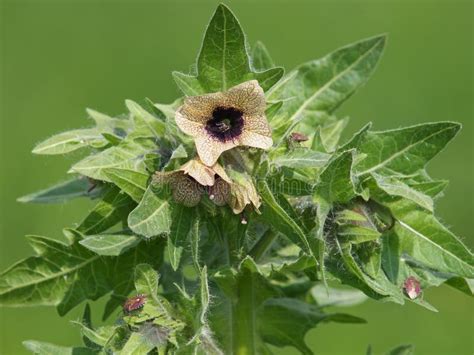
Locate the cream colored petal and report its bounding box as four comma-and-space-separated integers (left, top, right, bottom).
212, 163, 232, 183
243, 113, 272, 137
195, 136, 238, 167
179, 159, 216, 186
175, 110, 206, 137
239, 130, 273, 150
178, 92, 224, 124
224, 80, 266, 116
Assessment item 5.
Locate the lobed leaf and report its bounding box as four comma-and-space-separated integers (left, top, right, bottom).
0, 234, 164, 316
355, 122, 460, 176
268, 35, 386, 124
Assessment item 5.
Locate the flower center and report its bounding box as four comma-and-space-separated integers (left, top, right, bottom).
205, 107, 244, 142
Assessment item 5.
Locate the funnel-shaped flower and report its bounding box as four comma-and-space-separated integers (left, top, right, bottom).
175, 80, 273, 166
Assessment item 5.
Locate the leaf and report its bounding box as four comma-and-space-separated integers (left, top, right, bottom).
310, 285, 368, 308
78, 186, 135, 235
273, 149, 330, 169
371, 173, 434, 211
120, 332, 155, 355
251, 41, 275, 71
17, 178, 92, 204
334, 238, 405, 303
257, 298, 365, 354
408, 179, 448, 199
0, 234, 165, 316
168, 205, 195, 271
134, 263, 159, 296
32, 129, 107, 155
314, 150, 356, 204
86, 108, 132, 132
355, 122, 460, 176
258, 180, 313, 256
125, 99, 166, 136
128, 186, 171, 238
382, 199, 474, 278
444, 277, 473, 297
73, 305, 119, 349
102, 167, 149, 203
319, 117, 350, 152
173, 4, 283, 94
23, 340, 96, 355
79, 233, 140, 256
268, 35, 386, 123
70, 139, 152, 182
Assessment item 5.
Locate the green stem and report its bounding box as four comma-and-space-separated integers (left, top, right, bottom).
249, 229, 277, 262
232, 270, 258, 355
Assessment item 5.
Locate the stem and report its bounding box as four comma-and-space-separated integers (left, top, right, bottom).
249, 229, 278, 262
216, 213, 258, 355
232, 271, 257, 355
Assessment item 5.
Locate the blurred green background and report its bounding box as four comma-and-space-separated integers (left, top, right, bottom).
1, 0, 472, 354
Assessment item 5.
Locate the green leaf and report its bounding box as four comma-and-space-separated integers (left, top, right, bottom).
32, 129, 107, 155
23, 340, 96, 355
334, 238, 404, 303
311, 285, 367, 308
79, 233, 140, 256
78, 186, 135, 235
73, 305, 120, 349
128, 186, 171, 238
257, 298, 365, 354
102, 167, 149, 203
371, 173, 434, 211
134, 263, 159, 296
70, 139, 152, 182
319, 117, 350, 152
408, 179, 448, 199
168, 205, 195, 271
125, 99, 166, 136
268, 35, 386, 122
0, 234, 164, 316
445, 277, 474, 296
315, 150, 356, 204
120, 332, 155, 355
251, 41, 275, 71
86, 108, 132, 132
258, 180, 313, 256
174, 4, 283, 94
273, 149, 330, 169
17, 178, 92, 204
355, 122, 461, 176
382, 199, 474, 278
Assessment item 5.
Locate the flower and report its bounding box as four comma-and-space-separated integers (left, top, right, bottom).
154, 158, 231, 207
175, 80, 273, 166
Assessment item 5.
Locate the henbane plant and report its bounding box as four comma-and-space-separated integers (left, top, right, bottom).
2, 4, 473, 355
